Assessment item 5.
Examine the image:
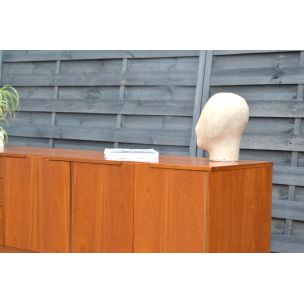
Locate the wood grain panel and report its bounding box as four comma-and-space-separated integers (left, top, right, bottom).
4, 156, 33, 251
3, 71, 196, 87
134, 164, 207, 253
3, 50, 199, 62
38, 159, 70, 252
0, 207, 3, 245
0, 157, 3, 178
272, 199, 304, 221
73, 162, 134, 252
19, 98, 194, 117
1, 146, 273, 253
211, 66, 304, 86
5, 156, 70, 252
0, 245, 33, 253
1, 146, 271, 171
206, 166, 273, 253
7, 124, 190, 147
0, 179, 3, 207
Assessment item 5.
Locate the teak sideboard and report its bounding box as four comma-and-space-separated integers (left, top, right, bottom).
0, 146, 272, 253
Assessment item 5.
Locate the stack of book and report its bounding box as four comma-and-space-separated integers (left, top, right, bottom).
104, 148, 159, 162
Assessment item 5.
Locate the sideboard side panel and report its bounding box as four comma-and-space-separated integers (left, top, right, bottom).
134, 164, 207, 253
72, 162, 134, 253
206, 166, 273, 253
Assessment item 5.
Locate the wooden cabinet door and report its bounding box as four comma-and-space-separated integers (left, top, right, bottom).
5, 156, 33, 251
38, 159, 71, 252
134, 164, 207, 253
4, 156, 70, 252
72, 162, 134, 252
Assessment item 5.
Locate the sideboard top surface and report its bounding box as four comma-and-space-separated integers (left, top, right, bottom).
0, 146, 272, 171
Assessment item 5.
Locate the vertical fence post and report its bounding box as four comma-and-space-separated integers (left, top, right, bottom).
189, 51, 206, 156
285, 51, 304, 235
196, 50, 213, 157
190, 50, 213, 157
49, 60, 61, 147
114, 58, 128, 148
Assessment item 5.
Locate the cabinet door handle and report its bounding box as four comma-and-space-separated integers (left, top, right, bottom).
46, 158, 71, 163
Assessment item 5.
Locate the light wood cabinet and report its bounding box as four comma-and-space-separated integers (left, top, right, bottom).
206, 167, 272, 252
4, 155, 70, 252
134, 164, 207, 252
72, 162, 134, 252
133, 163, 272, 253
0, 146, 272, 253
39, 158, 70, 252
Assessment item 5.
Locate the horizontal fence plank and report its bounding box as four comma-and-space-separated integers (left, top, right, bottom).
210, 85, 298, 101
245, 117, 294, 135
241, 134, 304, 152
212, 52, 300, 71
271, 234, 304, 253
2, 71, 197, 87
6, 129, 304, 152
3, 50, 200, 62
272, 199, 304, 221
19, 99, 194, 116
7, 124, 190, 146
213, 50, 294, 56
8, 136, 50, 147
273, 166, 304, 186
15, 96, 304, 119
50, 139, 189, 154
211, 66, 304, 86
8, 126, 302, 152
240, 149, 291, 166
248, 100, 304, 118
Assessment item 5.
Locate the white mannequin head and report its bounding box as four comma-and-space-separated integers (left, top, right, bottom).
195, 93, 249, 161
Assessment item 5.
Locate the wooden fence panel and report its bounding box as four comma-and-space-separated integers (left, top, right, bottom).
1, 51, 199, 156
1, 50, 304, 252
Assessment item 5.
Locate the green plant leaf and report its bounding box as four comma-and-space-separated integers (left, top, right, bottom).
0, 84, 20, 143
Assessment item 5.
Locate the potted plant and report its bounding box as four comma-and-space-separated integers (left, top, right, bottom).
0, 85, 20, 151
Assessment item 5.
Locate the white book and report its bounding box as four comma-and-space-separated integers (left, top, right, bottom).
104, 148, 159, 162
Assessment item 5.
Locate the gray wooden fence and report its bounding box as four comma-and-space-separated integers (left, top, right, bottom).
0, 50, 303, 252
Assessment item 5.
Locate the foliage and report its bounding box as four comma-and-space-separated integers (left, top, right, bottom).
0, 85, 20, 143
